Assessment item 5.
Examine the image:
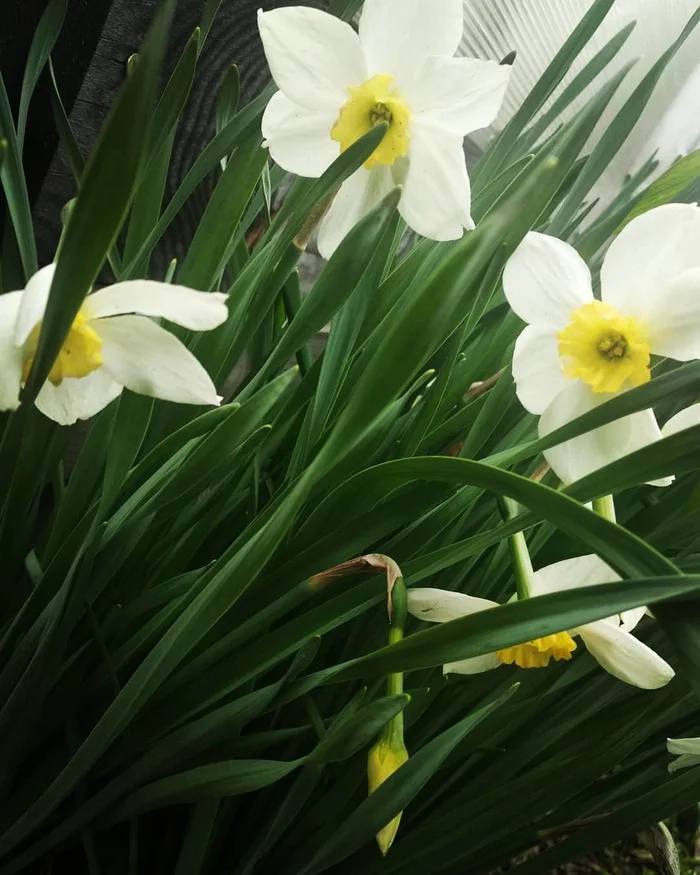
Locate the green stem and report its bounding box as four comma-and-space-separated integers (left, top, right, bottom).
387, 625, 404, 697
499, 497, 534, 599
593, 494, 616, 523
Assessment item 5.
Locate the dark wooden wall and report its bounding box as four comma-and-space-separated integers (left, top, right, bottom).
3, 0, 325, 273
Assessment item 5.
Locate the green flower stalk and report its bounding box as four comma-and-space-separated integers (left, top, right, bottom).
368, 574, 409, 856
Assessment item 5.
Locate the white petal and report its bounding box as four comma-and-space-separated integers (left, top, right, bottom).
667, 737, 700, 756
398, 121, 473, 241
668, 753, 700, 773
261, 91, 339, 178
405, 56, 511, 135
34, 370, 123, 426
257, 8, 365, 111
530, 554, 620, 599
360, 0, 463, 83
531, 554, 646, 635
85, 282, 228, 331
511, 323, 569, 415
539, 381, 669, 486
14, 264, 56, 346
407, 587, 498, 623
443, 654, 502, 675
97, 316, 220, 407
578, 619, 675, 689
0, 291, 24, 411
619, 606, 647, 634
601, 204, 700, 322
662, 404, 700, 438
502, 232, 593, 330
317, 166, 394, 259
644, 268, 700, 361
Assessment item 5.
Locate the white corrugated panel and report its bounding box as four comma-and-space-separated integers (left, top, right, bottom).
460, 0, 700, 204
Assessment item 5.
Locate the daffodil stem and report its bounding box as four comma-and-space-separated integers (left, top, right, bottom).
593, 495, 616, 523
498, 497, 534, 599
387, 626, 404, 697
386, 577, 406, 730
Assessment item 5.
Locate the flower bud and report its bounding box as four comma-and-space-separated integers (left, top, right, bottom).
367, 733, 409, 855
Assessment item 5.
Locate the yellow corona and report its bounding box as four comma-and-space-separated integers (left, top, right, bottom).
558, 300, 650, 394
496, 631, 577, 669
23, 309, 103, 385
331, 74, 410, 169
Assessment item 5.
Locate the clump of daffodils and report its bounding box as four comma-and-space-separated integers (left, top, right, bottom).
0, 264, 227, 425
502, 203, 700, 484
257, 0, 511, 257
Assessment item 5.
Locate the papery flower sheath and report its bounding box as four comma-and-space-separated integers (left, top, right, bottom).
0, 264, 228, 426
257, 0, 511, 258
407, 555, 674, 689
502, 203, 700, 484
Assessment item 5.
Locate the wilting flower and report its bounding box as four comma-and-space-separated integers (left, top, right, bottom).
0, 264, 228, 425
257, 0, 511, 258
502, 203, 700, 484
407, 555, 674, 689
667, 737, 700, 772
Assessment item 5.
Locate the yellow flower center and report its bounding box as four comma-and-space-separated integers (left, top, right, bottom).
557, 300, 651, 394
23, 308, 103, 385
331, 74, 410, 169
496, 631, 577, 669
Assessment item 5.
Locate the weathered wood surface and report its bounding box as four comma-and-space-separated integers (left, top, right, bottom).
3, 0, 326, 271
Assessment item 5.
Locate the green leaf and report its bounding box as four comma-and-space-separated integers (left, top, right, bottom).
16, 0, 67, 152
123, 26, 200, 272
242, 188, 401, 398
300, 683, 519, 875
511, 768, 700, 875
120, 89, 272, 280
109, 759, 302, 821
334, 576, 698, 680
216, 65, 241, 139
0, 74, 38, 278
618, 149, 700, 230
178, 133, 266, 291
474, 0, 617, 181
310, 695, 409, 764
552, 6, 700, 230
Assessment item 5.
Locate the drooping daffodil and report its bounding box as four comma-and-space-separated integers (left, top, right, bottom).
502, 203, 700, 484
407, 555, 675, 689
0, 264, 228, 426
667, 737, 700, 772
257, 0, 511, 258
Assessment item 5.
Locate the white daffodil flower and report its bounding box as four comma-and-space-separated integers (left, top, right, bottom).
0, 264, 228, 426
667, 737, 700, 772
407, 555, 674, 689
257, 0, 511, 258
502, 203, 700, 485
